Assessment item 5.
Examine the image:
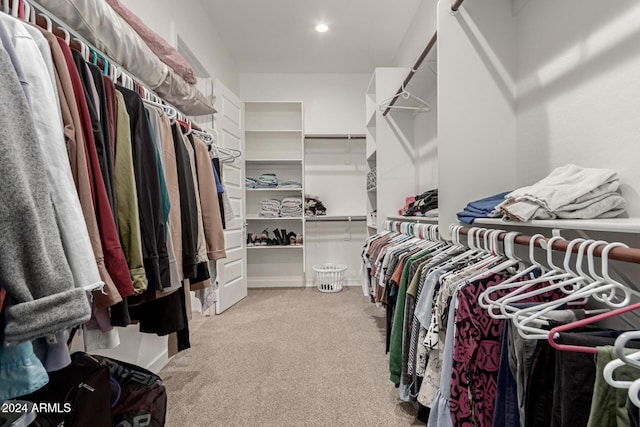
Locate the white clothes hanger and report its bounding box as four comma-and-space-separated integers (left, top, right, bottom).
603, 331, 640, 391
379, 84, 431, 113
514, 241, 640, 339
494, 236, 588, 320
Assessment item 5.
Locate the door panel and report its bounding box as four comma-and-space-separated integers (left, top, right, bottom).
215, 80, 247, 314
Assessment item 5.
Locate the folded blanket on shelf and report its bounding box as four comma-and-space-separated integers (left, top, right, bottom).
279, 181, 302, 188
246, 177, 258, 189
280, 197, 303, 217
257, 173, 278, 187
497, 164, 626, 221
457, 192, 509, 224
260, 199, 281, 218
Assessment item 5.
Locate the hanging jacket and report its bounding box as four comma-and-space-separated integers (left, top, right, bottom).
172, 123, 199, 279
191, 135, 226, 261
40, 29, 122, 309
145, 106, 183, 297
118, 86, 170, 299
88, 64, 118, 228
61, 43, 134, 301
0, 44, 91, 343
0, 15, 103, 296
114, 91, 148, 295
103, 75, 117, 169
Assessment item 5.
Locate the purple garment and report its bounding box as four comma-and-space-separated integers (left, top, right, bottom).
450, 274, 567, 427
31, 330, 72, 372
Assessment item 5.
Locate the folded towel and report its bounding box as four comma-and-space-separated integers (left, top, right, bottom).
497, 164, 624, 221
456, 192, 509, 224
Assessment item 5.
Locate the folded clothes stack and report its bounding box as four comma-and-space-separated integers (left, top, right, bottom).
402, 189, 438, 217
497, 164, 626, 221
279, 181, 302, 188
280, 197, 303, 218
457, 192, 509, 224
245, 177, 257, 189
367, 167, 377, 190
259, 199, 281, 218
256, 173, 278, 188
305, 194, 327, 216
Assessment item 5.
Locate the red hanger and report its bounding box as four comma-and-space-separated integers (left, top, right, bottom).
548, 301, 640, 354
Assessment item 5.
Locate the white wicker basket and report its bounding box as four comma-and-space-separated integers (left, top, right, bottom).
313, 263, 348, 293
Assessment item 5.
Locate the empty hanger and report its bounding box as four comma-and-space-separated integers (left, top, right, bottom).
379, 84, 431, 113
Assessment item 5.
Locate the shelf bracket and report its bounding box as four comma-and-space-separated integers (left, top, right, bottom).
344, 134, 352, 165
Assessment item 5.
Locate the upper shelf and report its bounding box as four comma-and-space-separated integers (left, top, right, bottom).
247, 188, 303, 192
246, 159, 303, 165
387, 215, 438, 223
245, 129, 303, 133
473, 217, 640, 233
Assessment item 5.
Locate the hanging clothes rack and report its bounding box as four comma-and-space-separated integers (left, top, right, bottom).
304, 134, 366, 140
380, 0, 467, 117
458, 226, 640, 264
382, 32, 437, 117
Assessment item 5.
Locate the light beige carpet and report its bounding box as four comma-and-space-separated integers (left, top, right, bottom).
160, 287, 420, 427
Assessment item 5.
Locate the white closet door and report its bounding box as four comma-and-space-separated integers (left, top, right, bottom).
215, 80, 247, 314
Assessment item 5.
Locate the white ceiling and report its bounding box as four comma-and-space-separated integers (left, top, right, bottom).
200, 0, 423, 73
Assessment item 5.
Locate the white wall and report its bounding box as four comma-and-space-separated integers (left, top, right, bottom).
390, 0, 439, 200
393, 0, 438, 68
516, 0, 640, 216
119, 0, 239, 93
437, 0, 517, 238
239, 73, 370, 135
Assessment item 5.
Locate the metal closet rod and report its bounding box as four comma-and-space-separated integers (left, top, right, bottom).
381, 0, 468, 117
382, 31, 437, 117
451, 0, 466, 12
305, 216, 366, 222
304, 135, 366, 140
458, 227, 640, 264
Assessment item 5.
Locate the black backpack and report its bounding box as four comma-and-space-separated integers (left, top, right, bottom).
17, 352, 167, 427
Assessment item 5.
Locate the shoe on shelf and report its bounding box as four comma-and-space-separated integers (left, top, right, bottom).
280, 229, 289, 245
273, 229, 284, 246
260, 229, 269, 246
247, 233, 253, 246
296, 234, 303, 246
286, 232, 297, 246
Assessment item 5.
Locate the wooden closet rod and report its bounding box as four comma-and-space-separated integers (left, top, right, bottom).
458, 227, 640, 264
382, 31, 437, 117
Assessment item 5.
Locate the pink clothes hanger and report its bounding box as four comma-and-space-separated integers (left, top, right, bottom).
548, 242, 637, 354
548, 301, 640, 354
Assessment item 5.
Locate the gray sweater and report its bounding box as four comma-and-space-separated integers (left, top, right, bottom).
0, 44, 91, 343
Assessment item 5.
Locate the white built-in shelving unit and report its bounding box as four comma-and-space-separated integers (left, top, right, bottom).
244, 101, 306, 288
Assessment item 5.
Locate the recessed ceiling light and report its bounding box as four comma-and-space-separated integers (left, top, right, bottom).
315, 23, 329, 33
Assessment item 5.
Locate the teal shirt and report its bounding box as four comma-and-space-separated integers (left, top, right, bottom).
145, 108, 170, 233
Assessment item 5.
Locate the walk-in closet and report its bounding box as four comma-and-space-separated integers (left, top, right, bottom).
2, 0, 640, 426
